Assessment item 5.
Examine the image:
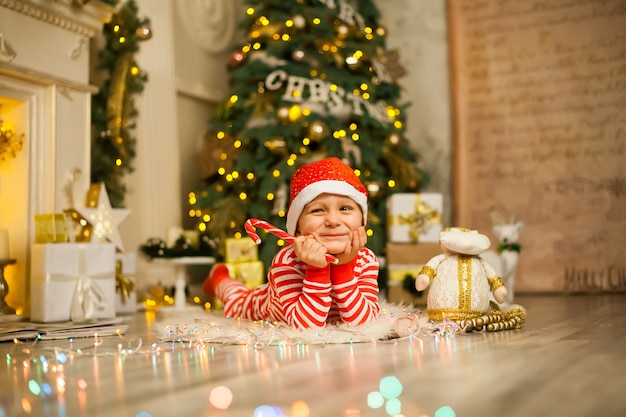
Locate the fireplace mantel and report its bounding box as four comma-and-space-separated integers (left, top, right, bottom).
0, 0, 114, 315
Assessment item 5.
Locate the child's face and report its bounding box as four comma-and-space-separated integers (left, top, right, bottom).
296, 193, 363, 254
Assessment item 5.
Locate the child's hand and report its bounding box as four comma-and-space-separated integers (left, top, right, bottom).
293, 235, 331, 268
332, 226, 366, 265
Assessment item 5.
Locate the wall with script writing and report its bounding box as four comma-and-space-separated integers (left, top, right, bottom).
447, 0, 626, 292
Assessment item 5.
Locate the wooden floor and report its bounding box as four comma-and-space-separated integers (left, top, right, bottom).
1, 293, 625, 417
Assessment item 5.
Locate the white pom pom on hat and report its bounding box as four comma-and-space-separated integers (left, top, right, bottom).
286, 157, 368, 235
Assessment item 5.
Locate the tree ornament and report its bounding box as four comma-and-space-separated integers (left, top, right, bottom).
276, 106, 291, 124
336, 24, 350, 40
292, 49, 306, 62
265, 137, 287, 154
365, 180, 383, 199
372, 47, 407, 83
292, 14, 306, 29
308, 120, 330, 141
135, 23, 152, 40
386, 132, 401, 147
329, 102, 352, 122
244, 91, 275, 118
229, 49, 246, 68
375, 25, 387, 37
346, 55, 361, 70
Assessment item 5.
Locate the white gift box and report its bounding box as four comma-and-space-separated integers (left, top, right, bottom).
30, 243, 116, 323
387, 193, 444, 243
115, 252, 138, 315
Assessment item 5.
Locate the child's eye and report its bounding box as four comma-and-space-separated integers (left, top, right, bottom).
340, 205, 353, 211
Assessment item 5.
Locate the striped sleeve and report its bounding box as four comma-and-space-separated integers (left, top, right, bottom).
329, 248, 380, 325
270, 246, 333, 329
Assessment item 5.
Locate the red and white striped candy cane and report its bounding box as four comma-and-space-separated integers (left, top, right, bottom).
245, 218, 338, 264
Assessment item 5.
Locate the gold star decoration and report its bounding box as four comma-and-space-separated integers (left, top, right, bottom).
76, 183, 130, 251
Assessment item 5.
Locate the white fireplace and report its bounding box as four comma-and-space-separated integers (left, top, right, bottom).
0, 0, 113, 315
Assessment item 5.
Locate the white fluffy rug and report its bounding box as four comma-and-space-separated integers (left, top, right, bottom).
155, 302, 433, 346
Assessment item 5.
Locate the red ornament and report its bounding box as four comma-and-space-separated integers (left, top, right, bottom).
229, 50, 246, 68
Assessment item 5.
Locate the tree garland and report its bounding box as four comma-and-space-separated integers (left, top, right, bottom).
91, 0, 151, 208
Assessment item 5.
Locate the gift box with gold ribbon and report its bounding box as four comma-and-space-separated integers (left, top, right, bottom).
115, 252, 138, 315
386, 264, 430, 305
224, 237, 258, 263
386, 193, 443, 243
225, 261, 265, 289
385, 243, 441, 306
34, 213, 69, 243
30, 243, 116, 323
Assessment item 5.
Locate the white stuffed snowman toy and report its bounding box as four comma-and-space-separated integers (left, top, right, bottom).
415, 227, 508, 323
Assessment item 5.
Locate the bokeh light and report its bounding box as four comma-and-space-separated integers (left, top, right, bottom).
209, 385, 233, 410
367, 391, 385, 408
253, 405, 279, 417
291, 400, 310, 417
379, 376, 403, 399
385, 398, 402, 416
435, 406, 456, 417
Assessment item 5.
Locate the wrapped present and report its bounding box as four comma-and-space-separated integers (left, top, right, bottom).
115, 252, 138, 315
386, 264, 429, 305
225, 237, 258, 263
225, 261, 265, 289
386, 242, 441, 265
34, 213, 68, 243
30, 243, 116, 323
386, 193, 443, 243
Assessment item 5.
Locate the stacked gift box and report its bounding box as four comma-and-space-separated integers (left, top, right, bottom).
385, 193, 444, 306
224, 237, 265, 289
115, 252, 138, 314
28, 182, 136, 322
30, 241, 117, 322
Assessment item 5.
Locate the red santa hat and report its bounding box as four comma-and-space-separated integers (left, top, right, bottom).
286, 157, 368, 235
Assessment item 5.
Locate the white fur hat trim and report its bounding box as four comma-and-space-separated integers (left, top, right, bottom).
286, 179, 368, 235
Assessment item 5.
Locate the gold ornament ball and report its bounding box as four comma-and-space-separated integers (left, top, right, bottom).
308, 120, 330, 141
277, 106, 291, 124
136, 23, 153, 40
376, 25, 387, 37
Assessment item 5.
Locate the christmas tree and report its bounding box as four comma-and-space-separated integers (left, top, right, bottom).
189, 0, 426, 266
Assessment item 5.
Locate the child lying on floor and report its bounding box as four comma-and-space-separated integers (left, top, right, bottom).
203, 157, 380, 329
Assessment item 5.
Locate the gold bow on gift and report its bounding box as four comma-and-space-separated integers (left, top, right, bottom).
115, 259, 135, 300
397, 200, 441, 242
